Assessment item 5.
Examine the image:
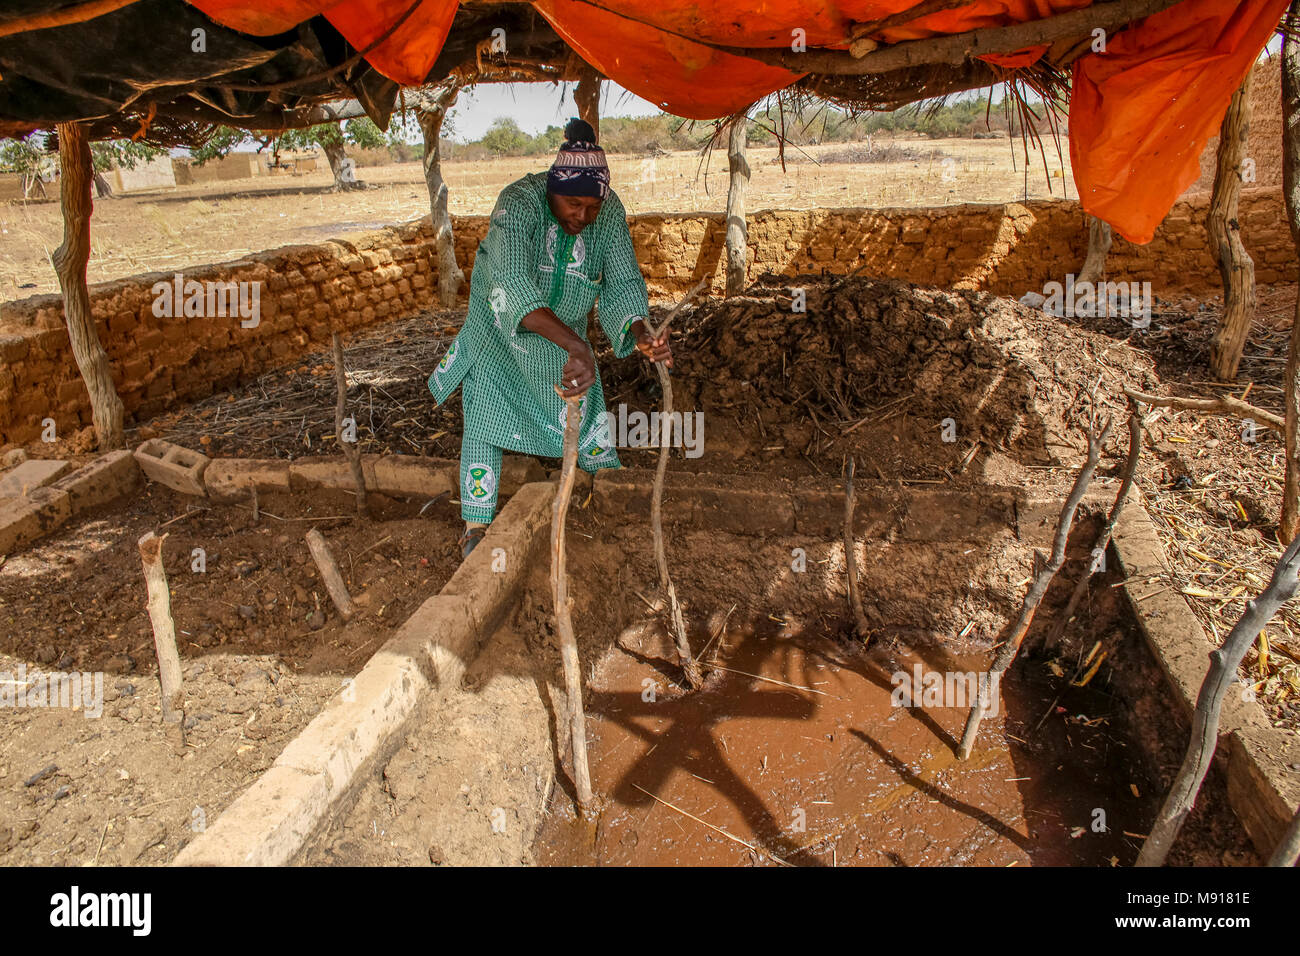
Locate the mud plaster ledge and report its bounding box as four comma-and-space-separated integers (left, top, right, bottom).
171, 481, 554, 866
1106, 489, 1300, 855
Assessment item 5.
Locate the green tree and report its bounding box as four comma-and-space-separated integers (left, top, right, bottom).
480, 117, 530, 156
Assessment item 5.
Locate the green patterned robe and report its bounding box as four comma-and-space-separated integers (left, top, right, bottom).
428, 172, 648, 469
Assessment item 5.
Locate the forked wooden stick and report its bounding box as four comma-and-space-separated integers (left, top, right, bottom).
1045, 400, 1142, 651
551, 385, 593, 810
645, 280, 708, 689
958, 415, 1114, 759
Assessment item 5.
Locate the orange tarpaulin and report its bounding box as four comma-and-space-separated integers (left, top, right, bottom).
184, 0, 1286, 243
1070, 0, 1289, 242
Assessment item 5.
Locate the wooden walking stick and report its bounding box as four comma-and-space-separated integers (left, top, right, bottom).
958, 414, 1114, 759
552, 385, 593, 811
646, 280, 708, 689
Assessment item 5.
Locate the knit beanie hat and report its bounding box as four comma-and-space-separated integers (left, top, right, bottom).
547, 117, 610, 199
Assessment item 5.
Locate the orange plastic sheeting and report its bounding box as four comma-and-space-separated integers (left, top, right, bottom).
1070, 0, 1287, 243
187, 0, 457, 85
533, 0, 1103, 118
532, 0, 806, 118
324, 0, 458, 85
186, 0, 327, 36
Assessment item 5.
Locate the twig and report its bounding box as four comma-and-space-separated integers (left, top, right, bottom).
632, 784, 792, 866
551, 386, 593, 812
1122, 386, 1283, 433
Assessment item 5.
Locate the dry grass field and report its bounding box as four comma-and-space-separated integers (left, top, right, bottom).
0, 136, 1074, 298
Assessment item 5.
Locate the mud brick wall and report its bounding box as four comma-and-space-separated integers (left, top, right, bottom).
0, 188, 1295, 448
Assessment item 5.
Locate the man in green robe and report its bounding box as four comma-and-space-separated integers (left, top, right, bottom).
428, 118, 671, 557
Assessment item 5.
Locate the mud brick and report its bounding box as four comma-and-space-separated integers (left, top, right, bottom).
371, 456, 456, 498
693, 486, 794, 535
133, 438, 210, 496
592, 471, 651, 517
499, 455, 546, 495
0, 458, 70, 498
0, 486, 71, 553
288, 456, 379, 493
49, 450, 139, 513
204, 458, 291, 501
898, 488, 1015, 542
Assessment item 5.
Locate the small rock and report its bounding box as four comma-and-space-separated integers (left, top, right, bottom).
24, 764, 58, 788
237, 605, 257, 620
119, 819, 166, 863
56, 654, 74, 670
117, 681, 136, 697
34, 644, 56, 664
52, 785, 70, 801
307, 609, 326, 630
119, 705, 142, 723
235, 559, 261, 578
1, 448, 28, 468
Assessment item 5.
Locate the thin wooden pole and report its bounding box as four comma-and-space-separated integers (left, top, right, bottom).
305, 528, 356, 622
724, 116, 750, 297
1045, 401, 1143, 651
574, 67, 602, 142
52, 122, 124, 451
1137, 532, 1300, 866
551, 387, 592, 810
138, 532, 183, 723
332, 332, 368, 517
1077, 215, 1112, 286
959, 415, 1114, 759
1281, 7, 1300, 541
416, 78, 466, 308
646, 281, 708, 689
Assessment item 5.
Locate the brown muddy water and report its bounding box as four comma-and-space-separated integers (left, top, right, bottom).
535, 617, 1162, 867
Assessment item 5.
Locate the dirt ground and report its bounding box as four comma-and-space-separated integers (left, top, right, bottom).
0, 483, 463, 864
0, 136, 1073, 297
309, 500, 1252, 867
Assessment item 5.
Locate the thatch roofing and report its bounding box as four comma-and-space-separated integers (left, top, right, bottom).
0, 0, 1291, 241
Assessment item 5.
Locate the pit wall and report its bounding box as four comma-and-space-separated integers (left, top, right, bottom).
0, 187, 1294, 448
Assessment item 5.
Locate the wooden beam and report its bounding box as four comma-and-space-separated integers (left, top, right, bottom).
720, 0, 1185, 75
0, 0, 141, 39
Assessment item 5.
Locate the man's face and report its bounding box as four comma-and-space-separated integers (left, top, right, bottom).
548, 193, 603, 236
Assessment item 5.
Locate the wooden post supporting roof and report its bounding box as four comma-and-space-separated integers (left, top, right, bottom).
416, 78, 467, 308
724, 116, 750, 296
1208, 69, 1257, 382
51, 121, 124, 450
